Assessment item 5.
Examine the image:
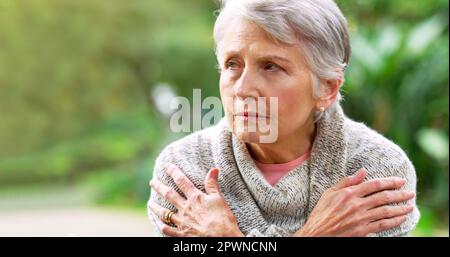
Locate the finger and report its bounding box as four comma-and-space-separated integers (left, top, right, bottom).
150, 179, 185, 209
149, 203, 176, 235
364, 204, 414, 223
166, 163, 200, 198
148, 201, 183, 226
364, 190, 415, 208
332, 168, 367, 191
158, 219, 183, 237
148, 200, 166, 220
148, 201, 174, 222
364, 215, 407, 234
353, 177, 406, 197
204, 168, 220, 195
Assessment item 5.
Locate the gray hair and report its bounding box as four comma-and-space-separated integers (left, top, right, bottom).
213, 0, 351, 121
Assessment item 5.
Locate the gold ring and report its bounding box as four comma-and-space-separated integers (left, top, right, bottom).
163, 210, 176, 225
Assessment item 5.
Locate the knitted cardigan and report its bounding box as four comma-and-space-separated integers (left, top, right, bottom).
147, 105, 420, 237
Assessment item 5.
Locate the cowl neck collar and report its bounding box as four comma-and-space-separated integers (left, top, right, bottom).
219, 105, 348, 216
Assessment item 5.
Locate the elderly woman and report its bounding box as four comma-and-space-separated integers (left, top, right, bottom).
147, 0, 420, 237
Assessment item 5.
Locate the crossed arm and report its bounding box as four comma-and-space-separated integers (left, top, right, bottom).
147, 163, 416, 237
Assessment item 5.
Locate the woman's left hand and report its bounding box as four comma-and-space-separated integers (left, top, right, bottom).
148, 163, 244, 237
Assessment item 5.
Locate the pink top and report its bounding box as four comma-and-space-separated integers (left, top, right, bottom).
253, 151, 310, 186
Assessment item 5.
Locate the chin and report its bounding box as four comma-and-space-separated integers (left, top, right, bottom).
233, 131, 262, 143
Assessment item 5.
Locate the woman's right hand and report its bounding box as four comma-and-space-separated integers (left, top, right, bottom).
294, 168, 415, 237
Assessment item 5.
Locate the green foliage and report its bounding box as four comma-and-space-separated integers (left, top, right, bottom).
342, 9, 449, 228
0, 111, 162, 184
0, 0, 447, 235
417, 129, 449, 162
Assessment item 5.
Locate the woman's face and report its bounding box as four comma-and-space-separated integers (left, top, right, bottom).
218, 19, 318, 144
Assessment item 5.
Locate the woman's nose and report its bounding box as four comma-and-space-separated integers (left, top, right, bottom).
234, 68, 260, 100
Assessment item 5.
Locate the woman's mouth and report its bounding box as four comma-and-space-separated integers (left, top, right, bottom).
234, 112, 268, 120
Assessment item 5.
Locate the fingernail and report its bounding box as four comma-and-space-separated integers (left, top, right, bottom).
353, 168, 365, 178
408, 191, 415, 197
209, 168, 220, 178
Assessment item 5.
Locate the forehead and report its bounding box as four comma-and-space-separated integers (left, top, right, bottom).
219, 18, 304, 61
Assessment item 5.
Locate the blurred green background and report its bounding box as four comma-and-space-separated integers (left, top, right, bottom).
0, 0, 448, 236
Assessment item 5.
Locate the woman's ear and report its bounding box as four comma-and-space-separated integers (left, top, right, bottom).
316, 77, 343, 110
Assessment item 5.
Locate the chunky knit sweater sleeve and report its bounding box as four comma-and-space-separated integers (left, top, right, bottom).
343, 119, 420, 237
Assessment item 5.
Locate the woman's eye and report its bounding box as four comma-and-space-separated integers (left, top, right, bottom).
225, 60, 240, 70
264, 62, 281, 72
